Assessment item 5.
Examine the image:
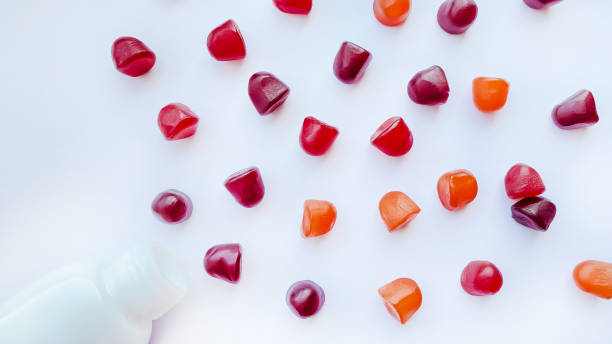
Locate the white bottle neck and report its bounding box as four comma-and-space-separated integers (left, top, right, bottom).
103, 243, 187, 320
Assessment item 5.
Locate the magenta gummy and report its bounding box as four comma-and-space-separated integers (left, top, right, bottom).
286, 280, 325, 318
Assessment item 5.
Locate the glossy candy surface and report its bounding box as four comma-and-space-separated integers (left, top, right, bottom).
552, 90, 599, 129
437, 0, 478, 34
302, 200, 336, 237
472, 77, 509, 112
158, 103, 199, 140
407, 65, 450, 105
273, 0, 312, 14
573, 260, 612, 299
206, 20, 246, 61
248, 72, 290, 115
204, 243, 242, 284
151, 189, 193, 224
302, 199, 337, 238
286, 280, 325, 318
224, 167, 265, 208
333, 42, 372, 84
378, 278, 422, 324
523, 0, 562, 9
437, 170, 478, 211
370, 117, 413, 157
511, 196, 556, 231
504, 163, 545, 199
111, 37, 156, 77
299, 117, 339, 156
460, 261, 503, 296
373, 0, 411, 26
379, 191, 420, 232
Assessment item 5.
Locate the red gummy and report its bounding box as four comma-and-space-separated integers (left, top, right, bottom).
224, 167, 265, 208
333, 42, 372, 84
407, 65, 450, 105
158, 103, 199, 140
523, 0, 562, 9
273, 0, 312, 14
204, 243, 242, 284
286, 280, 325, 318
248, 72, 290, 115
151, 189, 193, 224
299, 117, 339, 156
511, 196, 556, 231
437, 0, 478, 35
504, 163, 545, 199
206, 20, 246, 61
111, 37, 156, 77
552, 90, 599, 130
461, 261, 503, 296
370, 117, 413, 157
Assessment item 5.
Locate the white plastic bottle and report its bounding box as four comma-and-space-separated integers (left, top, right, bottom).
0, 242, 187, 344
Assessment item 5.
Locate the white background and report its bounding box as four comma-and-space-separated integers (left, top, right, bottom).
1, 0, 611, 343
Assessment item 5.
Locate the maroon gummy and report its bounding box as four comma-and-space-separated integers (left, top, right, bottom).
523, 0, 562, 10
407, 65, 450, 105
224, 167, 265, 208
204, 243, 242, 284
437, 0, 478, 34
333, 41, 372, 84
206, 20, 246, 61
511, 197, 556, 231
552, 90, 599, 130
286, 280, 325, 318
111, 37, 156, 77
273, 0, 312, 14
151, 189, 193, 224
299, 116, 339, 156
248, 72, 290, 115
461, 260, 503, 296
370, 117, 413, 157
504, 163, 545, 199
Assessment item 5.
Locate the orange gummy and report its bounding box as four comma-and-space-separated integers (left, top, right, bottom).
573, 260, 612, 299
379, 191, 420, 232
472, 77, 509, 112
373, 0, 411, 26
302, 200, 337, 237
437, 169, 478, 211
378, 278, 422, 324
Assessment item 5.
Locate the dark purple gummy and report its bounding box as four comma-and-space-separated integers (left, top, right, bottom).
333, 41, 372, 84
407, 65, 450, 105
523, 0, 562, 10
151, 189, 193, 224
437, 0, 478, 34
552, 90, 599, 130
204, 243, 242, 284
248, 72, 290, 115
286, 280, 325, 318
511, 197, 556, 231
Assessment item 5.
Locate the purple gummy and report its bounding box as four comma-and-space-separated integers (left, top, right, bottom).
437, 0, 478, 34
204, 243, 242, 284
224, 167, 265, 208
248, 72, 290, 115
552, 90, 599, 130
511, 197, 556, 231
407, 65, 450, 105
333, 41, 372, 84
151, 189, 193, 224
286, 280, 325, 318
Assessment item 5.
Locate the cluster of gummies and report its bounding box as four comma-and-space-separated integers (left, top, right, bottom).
113, 0, 612, 325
